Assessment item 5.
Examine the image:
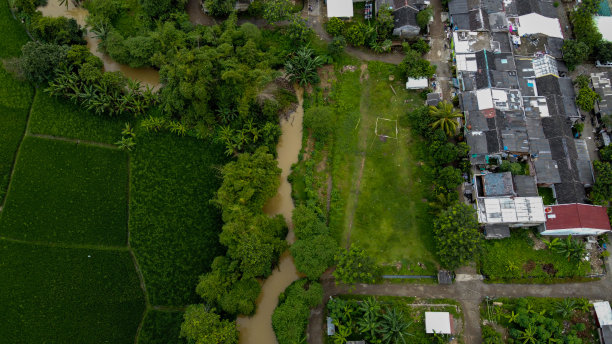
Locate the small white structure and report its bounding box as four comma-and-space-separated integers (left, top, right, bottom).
456, 53, 478, 72
515, 14, 563, 39
595, 16, 612, 42
406, 77, 429, 89
595, 302, 612, 326
425, 312, 453, 334
327, 316, 335, 336
327, 0, 353, 18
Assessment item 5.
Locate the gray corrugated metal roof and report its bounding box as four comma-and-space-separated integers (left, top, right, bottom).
514, 175, 538, 197
534, 158, 562, 184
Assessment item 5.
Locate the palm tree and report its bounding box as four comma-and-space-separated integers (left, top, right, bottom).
518, 325, 537, 344
359, 297, 382, 319
332, 322, 351, 344
284, 47, 323, 87
380, 307, 413, 344
428, 101, 463, 137
553, 299, 576, 319
358, 313, 382, 341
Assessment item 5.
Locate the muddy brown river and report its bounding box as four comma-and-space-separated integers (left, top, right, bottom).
236, 88, 304, 344
38, 0, 160, 87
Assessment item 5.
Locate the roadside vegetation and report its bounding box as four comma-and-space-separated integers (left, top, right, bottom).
480, 229, 591, 283
563, 0, 610, 69
481, 297, 598, 343
327, 295, 462, 343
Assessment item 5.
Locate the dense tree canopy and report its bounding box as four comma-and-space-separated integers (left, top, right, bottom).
433, 202, 481, 268
180, 305, 238, 344
20, 41, 68, 84
290, 235, 336, 279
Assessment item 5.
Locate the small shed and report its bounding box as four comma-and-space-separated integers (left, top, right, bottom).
595, 302, 612, 326
425, 312, 453, 334
327, 0, 354, 18
327, 316, 335, 336
437, 270, 453, 285
406, 77, 429, 89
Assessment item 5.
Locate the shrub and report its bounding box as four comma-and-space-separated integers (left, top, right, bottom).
19, 41, 68, 84
412, 38, 431, 55
30, 15, 86, 45
397, 49, 436, 78
290, 235, 336, 279
576, 86, 600, 112
328, 35, 346, 57
333, 244, 379, 287
482, 325, 503, 344
205, 0, 235, 17
292, 204, 328, 239
304, 106, 335, 142
562, 39, 589, 71
273, 279, 323, 344
326, 17, 345, 37
433, 202, 481, 269
345, 23, 367, 47
180, 305, 238, 344
416, 7, 433, 30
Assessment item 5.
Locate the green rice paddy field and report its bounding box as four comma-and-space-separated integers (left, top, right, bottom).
0, 0, 225, 340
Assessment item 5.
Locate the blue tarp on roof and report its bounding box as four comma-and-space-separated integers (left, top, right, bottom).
599, 0, 611, 16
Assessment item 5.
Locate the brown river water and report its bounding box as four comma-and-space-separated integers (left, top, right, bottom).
236, 87, 304, 344
38, 2, 304, 342
38, 0, 160, 86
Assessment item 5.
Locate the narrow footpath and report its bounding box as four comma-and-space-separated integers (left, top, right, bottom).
308, 258, 612, 344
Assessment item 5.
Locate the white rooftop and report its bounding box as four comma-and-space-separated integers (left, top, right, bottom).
327, 0, 353, 18
532, 54, 558, 77
515, 14, 563, 39
406, 77, 429, 89
595, 302, 612, 326
425, 312, 452, 334
456, 53, 477, 72
595, 16, 612, 42
476, 88, 494, 110
477, 196, 546, 224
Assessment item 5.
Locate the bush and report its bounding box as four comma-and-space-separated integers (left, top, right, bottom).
433, 202, 481, 269
180, 305, 238, 344
412, 38, 431, 55
499, 160, 524, 175
292, 204, 328, 239
562, 39, 589, 71
416, 7, 433, 30
397, 49, 436, 78
576, 86, 600, 112
19, 41, 68, 84
272, 279, 323, 344
345, 23, 367, 47
328, 35, 346, 57
290, 235, 336, 279
30, 15, 86, 45
326, 17, 345, 37
205, 0, 235, 17
304, 106, 335, 142
482, 325, 503, 344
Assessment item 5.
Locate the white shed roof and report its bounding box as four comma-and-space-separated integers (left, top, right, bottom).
406, 77, 429, 89
425, 312, 452, 334
477, 196, 546, 224
516, 14, 563, 39
595, 302, 612, 326
595, 16, 612, 42
456, 53, 478, 72
476, 88, 494, 110
327, 0, 353, 18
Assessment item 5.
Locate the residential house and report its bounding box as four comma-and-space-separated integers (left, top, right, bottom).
375, 0, 430, 38
425, 312, 454, 334
540, 204, 611, 236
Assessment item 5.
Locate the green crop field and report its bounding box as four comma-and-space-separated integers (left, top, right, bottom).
29, 91, 132, 144
138, 310, 185, 344
329, 62, 437, 273
0, 0, 29, 58
0, 240, 144, 343
129, 132, 227, 306
0, 137, 128, 246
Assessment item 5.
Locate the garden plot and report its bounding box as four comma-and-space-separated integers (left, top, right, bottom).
0, 137, 128, 246
0, 241, 144, 343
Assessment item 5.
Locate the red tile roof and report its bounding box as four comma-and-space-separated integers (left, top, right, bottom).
545, 204, 611, 231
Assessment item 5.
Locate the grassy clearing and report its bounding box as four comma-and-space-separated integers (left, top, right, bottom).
29, 91, 132, 144
538, 186, 556, 205
0, 0, 30, 58
330, 61, 437, 272
0, 137, 128, 246
129, 132, 227, 306
480, 229, 590, 282
138, 310, 185, 344
0, 240, 144, 343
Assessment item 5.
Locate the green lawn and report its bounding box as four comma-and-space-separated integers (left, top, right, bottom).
0, 240, 144, 344
138, 310, 186, 344
480, 229, 591, 282
29, 91, 132, 144
329, 62, 437, 272
0, 137, 128, 246
129, 132, 227, 306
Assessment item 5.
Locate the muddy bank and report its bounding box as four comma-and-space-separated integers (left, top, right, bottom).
38, 0, 160, 87
236, 87, 304, 344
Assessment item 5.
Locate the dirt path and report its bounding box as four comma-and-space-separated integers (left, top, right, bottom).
426, 0, 453, 101
308, 256, 612, 344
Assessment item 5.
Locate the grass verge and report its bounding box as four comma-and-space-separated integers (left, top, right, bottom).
0, 136, 128, 246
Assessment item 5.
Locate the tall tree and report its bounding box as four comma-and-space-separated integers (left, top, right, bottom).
428, 101, 463, 136
180, 305, 238, 344
433, 202, 481, 269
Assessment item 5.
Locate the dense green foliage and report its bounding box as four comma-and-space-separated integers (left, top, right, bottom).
334, 244, 379, 287
0, 137, 128, 246
416, 7, 433, 30
272, 279, 323, 344
592, 159, 612, 205
19, 41, 68, 84
326, 17, 345, 37
562, 40, 590, 71
29, 15, 86, 45
576, 86, 600, 112
595, 40, 612, 63
398, 49, 436, 79
285, 47, 323, 86
205, 0, 235, 17
428, 101, 463, 136
433, 202, 481, 269
29, 91, 131, 144
0, 241, 144, 343
0, 0, 31, 58
484, 297, 597, 344
480, 229, 590, 282
291, 234, 336, 280
139, 310, 186, 344
567, 0, 604, 66
130, 132, 227, 305
328, 295, 462, 343
180, 305, 238, 344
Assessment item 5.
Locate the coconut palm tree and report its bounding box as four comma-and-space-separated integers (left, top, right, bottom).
428, 101, 464, 137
